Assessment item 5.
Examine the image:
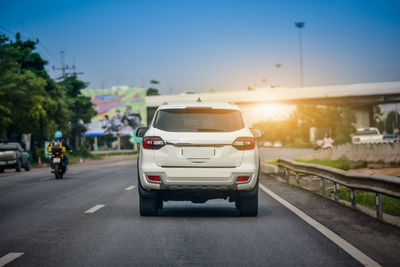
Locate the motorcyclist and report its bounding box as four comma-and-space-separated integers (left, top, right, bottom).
48, 131, 71, 171
122, 105, 142, 129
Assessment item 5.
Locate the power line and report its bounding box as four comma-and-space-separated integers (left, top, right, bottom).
0, 26, 15, 36
0, 25, 85, 80
0, 25, 62, 64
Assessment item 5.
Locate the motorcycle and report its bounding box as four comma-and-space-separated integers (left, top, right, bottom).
48, 142, 67, 179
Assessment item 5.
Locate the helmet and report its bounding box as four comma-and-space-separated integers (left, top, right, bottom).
54, 131, 63, 138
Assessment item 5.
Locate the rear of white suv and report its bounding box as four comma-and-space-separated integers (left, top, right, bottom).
136, 102, 261, 216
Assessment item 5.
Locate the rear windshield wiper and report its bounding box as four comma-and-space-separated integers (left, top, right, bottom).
197, 128, 225, 132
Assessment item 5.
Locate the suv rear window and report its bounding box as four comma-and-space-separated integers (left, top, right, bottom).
154, 108, 244, 132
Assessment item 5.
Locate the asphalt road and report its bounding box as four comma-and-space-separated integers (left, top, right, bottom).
0, 155, 398, 266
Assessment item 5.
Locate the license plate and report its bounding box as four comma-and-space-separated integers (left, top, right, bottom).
53, 158, 61, 163
183, 147, 214, 159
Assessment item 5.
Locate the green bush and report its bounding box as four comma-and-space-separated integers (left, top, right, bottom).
295, 159, 366, 170
339, 188, 400, 216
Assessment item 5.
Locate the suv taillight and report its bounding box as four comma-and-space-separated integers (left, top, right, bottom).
142, 136, 165, 150
232, 137, 255, 150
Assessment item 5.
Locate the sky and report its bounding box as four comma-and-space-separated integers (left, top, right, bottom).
1, 0, 400, 94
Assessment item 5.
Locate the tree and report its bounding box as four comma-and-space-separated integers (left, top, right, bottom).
0, 33, 95, 153
0, 34, 68, 140
146, 88, 160, 96
383, 111, 400, 134
58, 75, 96, 149
253, 104, 356, 146
147, 79, 160, 96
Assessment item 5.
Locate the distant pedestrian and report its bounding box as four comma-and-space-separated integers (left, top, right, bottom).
322, 134, 333, 150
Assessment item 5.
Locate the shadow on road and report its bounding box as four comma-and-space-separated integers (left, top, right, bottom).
156, 205, 269, 218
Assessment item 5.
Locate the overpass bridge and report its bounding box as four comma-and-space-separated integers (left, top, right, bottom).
146, 81, 400, 127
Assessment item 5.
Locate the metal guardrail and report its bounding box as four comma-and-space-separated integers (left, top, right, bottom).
261, 158, 400, 220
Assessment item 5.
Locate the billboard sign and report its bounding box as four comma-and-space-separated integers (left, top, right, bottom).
81, 87, 147, 136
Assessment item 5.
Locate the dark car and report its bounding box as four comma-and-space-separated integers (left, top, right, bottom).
0, 142, 30, 173
383, 134, 400, 144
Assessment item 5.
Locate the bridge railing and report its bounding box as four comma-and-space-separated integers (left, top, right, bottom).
261, 158, 400, 221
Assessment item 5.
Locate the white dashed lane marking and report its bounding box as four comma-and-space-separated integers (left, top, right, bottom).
259, 183, 381, 267
0, 252, 24, 267
84, 204, 105, 214
125, 186, 136, 190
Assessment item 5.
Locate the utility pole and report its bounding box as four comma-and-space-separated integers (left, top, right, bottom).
52, 50, 83, 80
295, 22, 305, 87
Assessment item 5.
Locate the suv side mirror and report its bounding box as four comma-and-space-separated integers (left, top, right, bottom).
136, 127, 149, 138
250, 128, 263, 139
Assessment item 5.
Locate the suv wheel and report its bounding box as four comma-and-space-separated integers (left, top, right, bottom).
15, 159, 21, 172
25, 161, 30, 171
138, 183, 158, 216
238, 182, 258, 217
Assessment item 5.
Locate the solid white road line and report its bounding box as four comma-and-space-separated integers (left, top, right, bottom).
0, 252, 24, 267
84, 204, 105, 214
125, 186, 136, 190
259, 184, 381, 267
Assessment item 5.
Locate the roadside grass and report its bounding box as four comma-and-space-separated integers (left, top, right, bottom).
278, 158, 399, 217
338, 188, 400, 217
295, 158, 366, 171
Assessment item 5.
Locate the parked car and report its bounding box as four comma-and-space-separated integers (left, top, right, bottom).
273, 141, 283, 148
259, 141, 272, 148
383, 134, 400, 144
313, 139, 324, 150
352, 127, 385, 144
136, 102, 262, 216
0, 142, 30, 173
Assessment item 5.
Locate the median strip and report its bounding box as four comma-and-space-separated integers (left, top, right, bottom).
259, 183, 381, 267
84, 204, 105, 214
125, 185, 136, 190
0, 252, 24, 267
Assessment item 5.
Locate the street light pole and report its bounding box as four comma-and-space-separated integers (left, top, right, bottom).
295, 22, 305, 87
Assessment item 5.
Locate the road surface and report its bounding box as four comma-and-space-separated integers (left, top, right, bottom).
0, 155, 399, 266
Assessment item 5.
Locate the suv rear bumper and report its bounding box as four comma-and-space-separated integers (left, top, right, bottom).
138, 160, 259, 191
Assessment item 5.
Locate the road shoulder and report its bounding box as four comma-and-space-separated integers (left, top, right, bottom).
259, 174, 400, 266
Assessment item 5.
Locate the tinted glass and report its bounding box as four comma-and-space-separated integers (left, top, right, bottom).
0, 144, 18, 151
154, 108, 244, 132
355, 129, 379, 135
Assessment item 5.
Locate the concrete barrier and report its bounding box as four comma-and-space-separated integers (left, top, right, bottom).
301, 143, 400, 167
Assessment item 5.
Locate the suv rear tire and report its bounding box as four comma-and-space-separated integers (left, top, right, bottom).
238, 182, 258, 217
15, 159, 21, 172
139, 192, 158, 216
138, 182, 158, 216
24, 161, 30, 171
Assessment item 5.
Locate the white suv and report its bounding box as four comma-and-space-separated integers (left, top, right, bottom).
136, 102, 262, 216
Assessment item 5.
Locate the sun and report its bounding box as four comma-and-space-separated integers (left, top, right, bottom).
255, 103, 295, 121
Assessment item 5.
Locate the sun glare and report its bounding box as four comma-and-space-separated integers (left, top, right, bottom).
256, 104, 295, 121
240, 103, 296, 126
